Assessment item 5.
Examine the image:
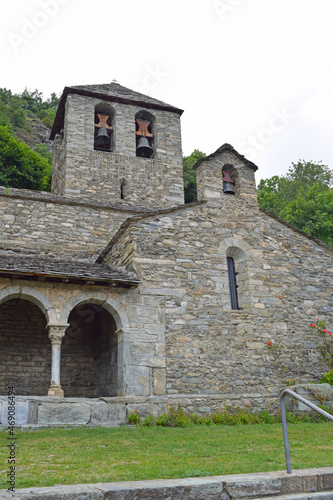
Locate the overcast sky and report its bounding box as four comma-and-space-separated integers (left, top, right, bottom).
2, 0, 333, 183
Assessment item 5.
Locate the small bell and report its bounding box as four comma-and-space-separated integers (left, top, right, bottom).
223, 182, 235, 195
136, 136, 153, 158
222, 170, 235, 195
95, 127, 111, 149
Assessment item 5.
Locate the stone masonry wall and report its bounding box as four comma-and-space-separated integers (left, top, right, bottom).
52, 94, 184, 207
0, 187, 147, 261
106, 195, 333, 410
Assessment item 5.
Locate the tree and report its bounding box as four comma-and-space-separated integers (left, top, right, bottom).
0, 126, 50, 190
258, 160, 333, 247
281, 184, 333, 247
34, 143, 52, 190
20, 88, 43, 113
183, 149, 206, 203
0, 88, 12, 105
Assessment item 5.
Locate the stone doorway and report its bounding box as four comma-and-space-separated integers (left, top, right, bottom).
61, 303, 118, 397
0, 298, 50, 395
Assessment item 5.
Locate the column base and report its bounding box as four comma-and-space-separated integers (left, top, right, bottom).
48, 385, 64, 397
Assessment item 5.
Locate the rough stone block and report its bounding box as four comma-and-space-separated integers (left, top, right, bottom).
153, 368, 166, 395
281, 474, 303, 494
38, 403, 90, 425
302, 474, 318, 492
127, 402, 167, 418
225, 478, 282, 498
93, 482, 141, 499
1, 401, 38, 425
320, 471, 333, 491
2, 484, 104, 498
89, 402, 126, 425
124, 366, 150, 396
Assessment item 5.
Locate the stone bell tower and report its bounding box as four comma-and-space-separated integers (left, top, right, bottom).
50, 82, 184, 207
194, 143, 259, 206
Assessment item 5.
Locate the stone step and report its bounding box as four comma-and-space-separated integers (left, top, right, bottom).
1, 468, 332, 499
253, 492, 333, 499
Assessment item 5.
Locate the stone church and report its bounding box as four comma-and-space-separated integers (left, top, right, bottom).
0, 83, 332, 426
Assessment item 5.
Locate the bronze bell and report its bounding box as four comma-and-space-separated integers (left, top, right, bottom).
223, 182, 235, 195
95, 127, 111, 149
136, 136, 153, 158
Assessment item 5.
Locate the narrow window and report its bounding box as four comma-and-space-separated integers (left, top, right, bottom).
120, 180, 125, 200
227, 257, 239, 310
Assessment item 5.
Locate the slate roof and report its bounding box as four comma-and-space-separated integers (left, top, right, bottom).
193, 143, 259, 172
50, 82, 183, 139
0, 255, 140, 288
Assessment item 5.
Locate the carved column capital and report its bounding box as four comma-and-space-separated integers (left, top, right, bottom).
47, 324, 68, 344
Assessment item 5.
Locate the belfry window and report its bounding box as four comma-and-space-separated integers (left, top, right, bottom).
222, 168, 235, 195
227, 256, 239, 310
94, 103, 114, 152
135, 111, 155, 159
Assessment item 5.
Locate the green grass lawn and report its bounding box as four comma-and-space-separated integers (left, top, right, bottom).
0, 423, 332, 490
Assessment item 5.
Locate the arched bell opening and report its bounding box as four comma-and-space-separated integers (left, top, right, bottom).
94, 102, 115, 152
0, 299, 50, 395
222, 164, 238, 195
61, 303, 118, 397
135, 110, 155, 159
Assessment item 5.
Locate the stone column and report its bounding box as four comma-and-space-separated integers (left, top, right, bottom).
47, 325, 68, 397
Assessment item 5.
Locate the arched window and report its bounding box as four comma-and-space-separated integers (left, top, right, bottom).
227, 257, 239, 309
135, 110, 155, 158
226, 246, 250, 310
94, 102, 115, 152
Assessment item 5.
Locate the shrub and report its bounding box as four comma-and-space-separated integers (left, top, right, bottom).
320, 370, 333, 385
127, 410, 141, 425
127, 405, 330, 428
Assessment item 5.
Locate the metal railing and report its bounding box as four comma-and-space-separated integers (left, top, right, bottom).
280, 388, 333, 474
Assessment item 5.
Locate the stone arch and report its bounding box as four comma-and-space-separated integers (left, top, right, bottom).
0, 288, 54, 395
220, 237, 252, 256
59, 292, 129, 330
59, 292, 128, 397
0, 285, 57, 324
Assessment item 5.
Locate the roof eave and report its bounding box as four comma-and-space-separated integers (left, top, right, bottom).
0, 269, 140, 289
193, 143, 259, 172
50, 86, 184, 140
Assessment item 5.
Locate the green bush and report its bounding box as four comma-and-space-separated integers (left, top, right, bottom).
0, 125, 50, 190
127, 404, 330, 428
127, 410, 141, 425
320, 370, 333, 385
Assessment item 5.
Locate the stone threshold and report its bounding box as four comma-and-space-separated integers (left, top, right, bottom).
1, 467, 332, 499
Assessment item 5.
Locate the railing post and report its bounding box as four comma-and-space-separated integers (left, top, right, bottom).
279, 391, 292, 474
279, 388, 333, 475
